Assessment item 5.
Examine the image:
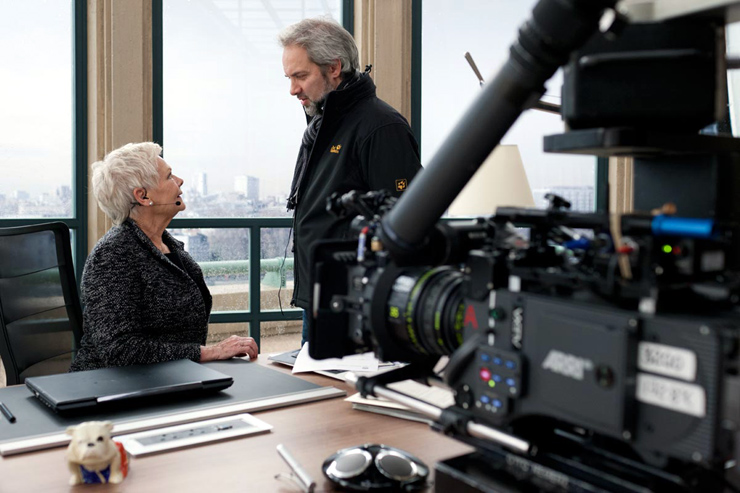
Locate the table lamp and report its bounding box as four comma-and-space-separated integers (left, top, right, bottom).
447, 144, 534, 217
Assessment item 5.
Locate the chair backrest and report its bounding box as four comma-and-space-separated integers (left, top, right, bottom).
0, 222, 83, 385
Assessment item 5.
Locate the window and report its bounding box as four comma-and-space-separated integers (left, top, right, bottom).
159, 0, 346, 351
727, 22, 740, 135
420, 0, 597, 213
0, 0, 86, 280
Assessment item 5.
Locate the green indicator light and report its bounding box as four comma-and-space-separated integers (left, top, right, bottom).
389, 306, 400, 318
662, 245, 672, 254
488, 380, 495, 388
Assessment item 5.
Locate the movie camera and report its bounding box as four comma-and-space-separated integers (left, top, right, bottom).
308, 0, 740, 491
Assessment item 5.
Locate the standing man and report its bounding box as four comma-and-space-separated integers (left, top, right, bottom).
279, 17, 422, 346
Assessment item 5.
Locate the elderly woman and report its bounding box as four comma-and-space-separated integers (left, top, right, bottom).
70, 142, 258, 371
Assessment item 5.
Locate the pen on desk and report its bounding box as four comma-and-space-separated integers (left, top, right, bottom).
277, 443, 316, 493
0, 402, 16, 423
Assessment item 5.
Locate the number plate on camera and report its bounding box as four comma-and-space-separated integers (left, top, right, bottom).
637, 342, 697, 381
636, 373, 706, 417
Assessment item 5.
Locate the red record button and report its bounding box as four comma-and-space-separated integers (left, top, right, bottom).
479, 368, 491, 381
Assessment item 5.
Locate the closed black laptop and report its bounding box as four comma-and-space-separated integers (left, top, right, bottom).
25, 359, 234, 413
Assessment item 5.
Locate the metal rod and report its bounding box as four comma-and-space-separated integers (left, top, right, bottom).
370, 383, 444, 421
276, 443, 316, 493
467, 422, 530, 453
346, 373, 531, 454
466, 51, 560, 115
728, 57, 740, 70
465, 51, 486, 85
532, 100, 561, 114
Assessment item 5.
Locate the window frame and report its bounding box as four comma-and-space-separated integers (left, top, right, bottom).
152, 0, 355, 348
0, 0, 88, 283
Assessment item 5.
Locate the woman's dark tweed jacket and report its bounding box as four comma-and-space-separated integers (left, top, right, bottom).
70, 218, 212, 371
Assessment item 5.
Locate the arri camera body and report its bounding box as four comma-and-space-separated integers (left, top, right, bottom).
307, 1, 740, 491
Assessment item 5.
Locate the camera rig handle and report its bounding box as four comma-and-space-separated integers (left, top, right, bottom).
347, 372, 532, 455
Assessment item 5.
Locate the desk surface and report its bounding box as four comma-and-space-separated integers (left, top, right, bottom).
0, 358, 473, 492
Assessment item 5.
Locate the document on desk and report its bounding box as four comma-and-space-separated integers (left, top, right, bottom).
345, 380, 455, 423
292, 343, 380, 374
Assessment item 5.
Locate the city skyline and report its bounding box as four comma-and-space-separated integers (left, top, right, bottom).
0, 170, 595, 219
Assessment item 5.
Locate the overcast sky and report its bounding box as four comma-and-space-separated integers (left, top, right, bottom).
0, 0, 73, 198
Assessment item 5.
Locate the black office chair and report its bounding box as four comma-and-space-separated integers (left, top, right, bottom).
0, 222, 83, 385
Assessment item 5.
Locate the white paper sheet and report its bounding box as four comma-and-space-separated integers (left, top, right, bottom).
292, 343, 380, 373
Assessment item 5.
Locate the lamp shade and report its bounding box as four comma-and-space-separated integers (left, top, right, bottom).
448, 144, 534, 217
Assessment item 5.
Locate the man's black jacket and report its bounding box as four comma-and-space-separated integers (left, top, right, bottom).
290, 73, 422, 309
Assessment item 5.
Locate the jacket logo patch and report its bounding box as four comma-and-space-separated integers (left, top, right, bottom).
396, 179, 408, 191
330, 144, 342, 154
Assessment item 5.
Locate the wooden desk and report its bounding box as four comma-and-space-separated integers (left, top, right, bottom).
0, 359, 473, 492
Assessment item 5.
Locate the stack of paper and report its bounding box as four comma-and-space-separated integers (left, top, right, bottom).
345, 380, 455, 424
268, 344, 403, 381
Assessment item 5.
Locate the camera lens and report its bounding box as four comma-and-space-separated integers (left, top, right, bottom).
385, 266, 465, 357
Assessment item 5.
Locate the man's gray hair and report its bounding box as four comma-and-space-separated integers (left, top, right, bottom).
91, 142, 162, 225
278, 17, 360, 77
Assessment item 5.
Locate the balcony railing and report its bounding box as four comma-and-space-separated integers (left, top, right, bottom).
200, 257, 293, 288
167, 217, 300, 348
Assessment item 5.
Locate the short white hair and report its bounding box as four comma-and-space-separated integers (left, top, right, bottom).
91, 142, 162, 225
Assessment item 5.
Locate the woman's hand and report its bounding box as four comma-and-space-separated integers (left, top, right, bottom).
200, 335, 258, 362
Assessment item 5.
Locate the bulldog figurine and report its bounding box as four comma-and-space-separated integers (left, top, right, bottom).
66, 421, 129, 485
